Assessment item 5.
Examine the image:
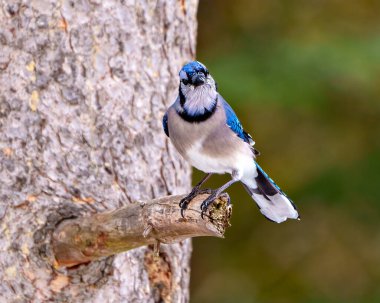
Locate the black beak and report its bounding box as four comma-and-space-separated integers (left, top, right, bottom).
192, 73, 206, 87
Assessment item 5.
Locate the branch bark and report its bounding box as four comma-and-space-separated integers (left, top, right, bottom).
53, 193, 231, 268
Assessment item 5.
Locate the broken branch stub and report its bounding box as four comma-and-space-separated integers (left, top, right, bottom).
52, 193, 232, 267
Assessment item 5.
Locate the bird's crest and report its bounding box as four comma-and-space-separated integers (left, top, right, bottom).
180, 61, 208, 78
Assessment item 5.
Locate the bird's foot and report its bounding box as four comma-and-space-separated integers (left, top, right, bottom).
200, 191, 219, 219
179, 188, 200, 217
179, 196, 191, 218
179, 188, 213, 218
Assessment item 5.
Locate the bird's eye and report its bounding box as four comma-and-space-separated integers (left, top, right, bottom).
181, 79, 189, 85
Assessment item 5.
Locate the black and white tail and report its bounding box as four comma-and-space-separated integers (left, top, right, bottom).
243, 163, 299, 223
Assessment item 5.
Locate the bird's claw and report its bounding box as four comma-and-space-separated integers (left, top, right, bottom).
179, 188, 201, 218
179, 188, 217, 219
179, 196, 191, 218
180, 207, 186, 218
200, 193, 217, 219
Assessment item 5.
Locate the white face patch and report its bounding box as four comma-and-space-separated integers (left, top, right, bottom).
179, 70, 188, 81
179, 75, 217, 114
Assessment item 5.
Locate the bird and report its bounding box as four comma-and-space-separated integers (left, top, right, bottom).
162, 60, 299, 223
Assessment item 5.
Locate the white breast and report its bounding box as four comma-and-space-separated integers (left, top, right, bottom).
186, 140, 255, 179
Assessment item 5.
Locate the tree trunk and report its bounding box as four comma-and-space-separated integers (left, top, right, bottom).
0, 0, 198, 301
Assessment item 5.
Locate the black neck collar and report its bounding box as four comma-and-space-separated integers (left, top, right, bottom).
179, 86, 186, 106
178, 96, 218, 123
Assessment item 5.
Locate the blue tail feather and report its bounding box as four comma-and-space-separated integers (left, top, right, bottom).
243, 162, 299, 223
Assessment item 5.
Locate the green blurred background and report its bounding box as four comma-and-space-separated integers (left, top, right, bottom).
191, 1, 380, 302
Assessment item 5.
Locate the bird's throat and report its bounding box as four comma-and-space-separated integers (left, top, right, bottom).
178, 97, 218, 123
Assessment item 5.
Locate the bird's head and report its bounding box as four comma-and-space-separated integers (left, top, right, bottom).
179, 61, 216, 89
177, 61, 218, 116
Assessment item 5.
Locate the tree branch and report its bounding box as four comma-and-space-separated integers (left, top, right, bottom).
52, 193, 232, 267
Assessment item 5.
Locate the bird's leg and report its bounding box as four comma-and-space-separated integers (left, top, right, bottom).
200, 178, 238, 219
179, 173, 213, 217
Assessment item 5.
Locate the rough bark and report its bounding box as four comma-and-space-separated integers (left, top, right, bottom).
0, 0, 198, 302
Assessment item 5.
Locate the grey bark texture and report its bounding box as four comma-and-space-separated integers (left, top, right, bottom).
0, 0, 198, 302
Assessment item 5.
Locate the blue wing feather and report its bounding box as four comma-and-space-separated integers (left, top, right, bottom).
162, 112, 169, 137
220, 96, 254, 145
220, 97, 245, 140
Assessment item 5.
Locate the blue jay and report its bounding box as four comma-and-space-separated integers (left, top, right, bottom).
163, 61, 299, 223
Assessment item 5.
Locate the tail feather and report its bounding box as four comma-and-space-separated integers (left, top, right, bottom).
243, 163, 299, 223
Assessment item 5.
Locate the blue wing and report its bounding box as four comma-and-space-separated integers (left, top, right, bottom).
162, 112, 169, 137
220, 96, 255, 146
